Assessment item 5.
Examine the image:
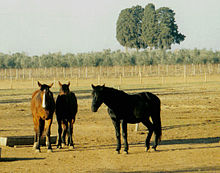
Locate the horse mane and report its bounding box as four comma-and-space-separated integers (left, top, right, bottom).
103, 86, 129, 98
32, 89, 40, 99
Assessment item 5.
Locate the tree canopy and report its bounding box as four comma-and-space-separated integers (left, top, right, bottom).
156, 7, 185, 49
142, 3, 158, 49
116, 3, 185, 50
0, 49, 219, 69
116, 5, 146, 51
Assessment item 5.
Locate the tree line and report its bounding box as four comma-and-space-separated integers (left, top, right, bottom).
0, 49, 220, 69
116, 3, 185, 51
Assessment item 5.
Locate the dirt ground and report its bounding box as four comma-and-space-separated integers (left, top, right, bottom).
0, 82, 220, 173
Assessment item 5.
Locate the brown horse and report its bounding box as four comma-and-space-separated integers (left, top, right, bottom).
31, 81, 55, 152
56, 81, 78, 149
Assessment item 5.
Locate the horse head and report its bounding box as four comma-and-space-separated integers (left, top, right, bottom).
91, 84, 105, 112
58, 81, 70, 95
38, 81, 54, 109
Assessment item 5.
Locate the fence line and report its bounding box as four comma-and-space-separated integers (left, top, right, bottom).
1, 64, 220, 81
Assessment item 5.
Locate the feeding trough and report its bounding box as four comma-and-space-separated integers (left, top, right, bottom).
0, 135, 57, 147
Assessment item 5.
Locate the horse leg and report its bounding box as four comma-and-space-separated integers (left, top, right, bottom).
33, 117, 39, 149
45, 119, 53, 152
135, 123, 139, 131
33, 132, 38, 149
121, 120, 128, 154
62, 120, 68, 147
67, 119, 74, 149
35, 118, 45, 152
141, 119, 154, 151
152, 134, 160, 151
112, 119, 121, 153
57, 120, 62, 149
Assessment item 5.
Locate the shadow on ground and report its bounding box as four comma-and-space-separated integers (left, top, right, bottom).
0, 157, 44, 162
99, 166, 220, 173
160, 136, 220, 145
52, 136, 220, 153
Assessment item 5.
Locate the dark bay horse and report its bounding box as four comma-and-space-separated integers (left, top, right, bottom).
91, 84, 162, 154
55, 81, 78, 149
31, 81, 55, 152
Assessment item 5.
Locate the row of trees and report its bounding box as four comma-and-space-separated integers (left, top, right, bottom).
116, 3, 185, 51
0, 49, 220, 69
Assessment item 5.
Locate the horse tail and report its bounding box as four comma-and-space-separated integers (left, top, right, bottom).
145, 92, 162, 142
153, 113, 162, 142
152, 99, 162, 142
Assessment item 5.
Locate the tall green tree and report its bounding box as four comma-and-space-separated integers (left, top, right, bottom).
116, 5, 146, 51
156, 7, 185, 49
142, 3, 158, 49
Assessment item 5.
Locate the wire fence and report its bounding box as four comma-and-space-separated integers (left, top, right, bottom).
1, 64, 220, 80
0, 64, 220, 89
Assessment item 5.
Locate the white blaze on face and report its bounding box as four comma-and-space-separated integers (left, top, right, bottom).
42, 91, 46, 108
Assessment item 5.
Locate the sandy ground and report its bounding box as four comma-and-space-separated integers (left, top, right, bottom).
0, 83, 220, 173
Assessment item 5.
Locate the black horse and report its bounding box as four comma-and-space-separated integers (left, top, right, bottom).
56, 81, 78, 149
91, 84, 162, 154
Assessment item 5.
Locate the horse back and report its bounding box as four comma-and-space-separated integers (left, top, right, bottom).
56, 92, 77, 121
139, 92, 160, 105
124, 92, 160, 121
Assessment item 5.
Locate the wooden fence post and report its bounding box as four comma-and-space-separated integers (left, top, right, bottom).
98, 74, 101, 85
54, 78, 56, 88
166, 65, 169, 76
32, 78, 34, 88
184, 65, 187, 83
119, 74, 122, 85
161, 76, 164, 85
76, 76, 78, 87
158, 65, 160, 76
4, 69, 7, 79
16, 69, 18, 79
85, 66, 88, 79
78, 68, 81, 79
139, 72, 142, 84
10, 77, 13, 89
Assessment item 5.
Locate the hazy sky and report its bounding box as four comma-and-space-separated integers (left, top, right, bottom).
0, 0, 219, 55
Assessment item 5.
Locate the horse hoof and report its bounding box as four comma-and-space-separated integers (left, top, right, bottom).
69, 146, 74, 149
57, 145, 62, 149
61, 143, 66, 148
145, 147, 150, 152
116, 150, 120, 154
33, 142, 37, 149
47, 149, 53, 153
35, 149, 40, 153
152, 146, 157, 151
123, 151, 128, 154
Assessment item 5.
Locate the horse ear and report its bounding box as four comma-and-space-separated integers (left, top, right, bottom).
58, 81, 62, 87
49, 83, 54, 88
38, 81, 42, 87
103, 84, 105, 87
91, 84, 96, 90
68, 81, 70, 86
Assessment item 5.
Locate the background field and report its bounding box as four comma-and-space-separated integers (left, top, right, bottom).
0, 65, 220, 172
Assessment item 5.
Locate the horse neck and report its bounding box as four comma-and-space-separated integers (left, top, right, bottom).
59, 91, 70, 96
103, 88, 128, 110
